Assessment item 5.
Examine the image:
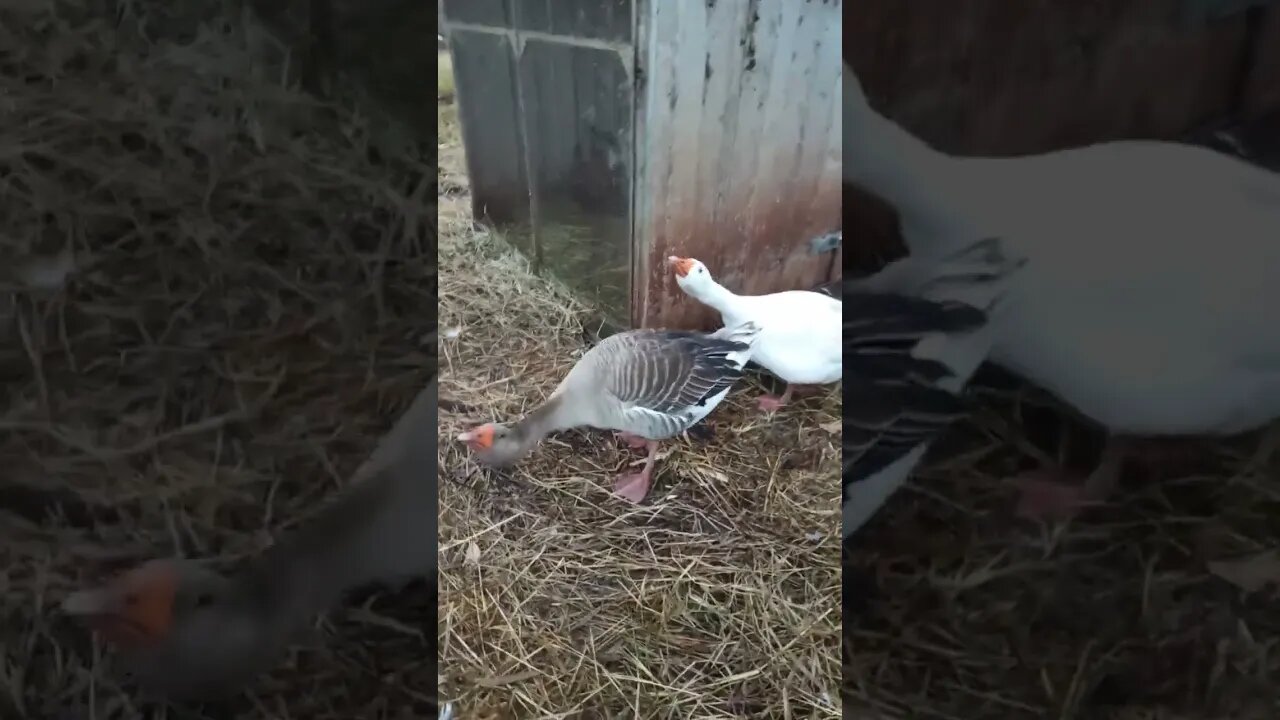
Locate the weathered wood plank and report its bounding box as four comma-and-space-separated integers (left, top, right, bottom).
637, 0, 843, 330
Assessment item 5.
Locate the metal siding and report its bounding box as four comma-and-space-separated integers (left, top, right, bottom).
845, 0, 1252, 272
637, 0, 843, 330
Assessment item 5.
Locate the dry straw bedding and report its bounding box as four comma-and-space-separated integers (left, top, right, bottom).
1, 2, 435, 718
436, 99, 843, 717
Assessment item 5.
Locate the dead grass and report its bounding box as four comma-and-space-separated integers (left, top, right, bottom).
435, 98, 842, 716
844, 368, 1280, 719
438, 51, 455, 101
0, 2, 434, 718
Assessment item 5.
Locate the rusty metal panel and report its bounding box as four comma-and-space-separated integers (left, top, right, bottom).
634, 0, 842, 330
845, 0, 1251, 268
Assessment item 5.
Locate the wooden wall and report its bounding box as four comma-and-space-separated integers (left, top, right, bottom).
634, 0, 843, 330
845, 0, 1280, 271
1244, 6, 1280, 113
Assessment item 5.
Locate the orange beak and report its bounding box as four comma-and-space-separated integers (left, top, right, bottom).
456, 424, 495, 451
62, 560, 178, 648
667, 256, 695, 278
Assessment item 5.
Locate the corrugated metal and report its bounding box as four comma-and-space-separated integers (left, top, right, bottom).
845, 0, 1258, 271
445, 0, 842, 329
634, 0, 842, 330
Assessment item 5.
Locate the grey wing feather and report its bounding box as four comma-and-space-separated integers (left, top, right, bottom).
607, 330, 749, 413
841, 237, 1017, 490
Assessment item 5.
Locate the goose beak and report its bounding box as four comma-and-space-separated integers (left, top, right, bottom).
667, 256, 695, 278
62, 561, 179, 647
456, 425, 495, 450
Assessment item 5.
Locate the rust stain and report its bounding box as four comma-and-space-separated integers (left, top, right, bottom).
636, 0, 841, 331
645, 178, 840, 331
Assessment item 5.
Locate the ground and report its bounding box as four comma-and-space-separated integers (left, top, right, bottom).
845, 366, 1280, 719
436, 61, 841, 718
1, 4, 434, 719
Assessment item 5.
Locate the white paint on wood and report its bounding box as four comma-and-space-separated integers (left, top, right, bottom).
635, 0, 843, 328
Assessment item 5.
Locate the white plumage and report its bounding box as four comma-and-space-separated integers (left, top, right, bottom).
844, 62, 1280, 515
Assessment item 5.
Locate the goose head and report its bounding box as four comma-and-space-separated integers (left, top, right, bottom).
62, 558, 276, 699
456, 422, 528, 466
667, 255, 716, 294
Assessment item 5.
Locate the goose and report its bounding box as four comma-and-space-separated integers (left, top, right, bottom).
60, 377, 438, 700
667, 254, 841, 412
456, 322, 761, 503
843, 236, 1024, 536
844, 61, 1280, 519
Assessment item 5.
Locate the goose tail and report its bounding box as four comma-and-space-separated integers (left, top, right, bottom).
845, 236, 1025, 314
710, 320, 762, 348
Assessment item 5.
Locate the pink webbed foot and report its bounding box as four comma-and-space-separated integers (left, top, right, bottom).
756, 394, 788, 412
613, 470, 652, 504
757, 384, 797, 413
1013, 471, 1091, 521
1014, 440, 1126, 521
612, 439, 659, 503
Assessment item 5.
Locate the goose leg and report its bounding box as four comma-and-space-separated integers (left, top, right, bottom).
1014, 437, 1127, 520
757, 383, 795, 412
613, 440, 659, 503
614, 431, 650, 449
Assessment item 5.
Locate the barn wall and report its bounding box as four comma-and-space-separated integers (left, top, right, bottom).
442, 0, 636, 321
1244, 6, 1280, 113
634, 0, 843, 330
845, 0, 1270, 270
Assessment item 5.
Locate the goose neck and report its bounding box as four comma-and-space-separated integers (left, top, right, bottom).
846, 98, 967, 234
513, 393, 569, 450
691, 280, 739, 313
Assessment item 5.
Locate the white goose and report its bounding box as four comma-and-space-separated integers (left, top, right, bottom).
667, 255, 841, 411
843, 236, 1024, 536
844, 62, 1280, 519
456, 322, 760, 503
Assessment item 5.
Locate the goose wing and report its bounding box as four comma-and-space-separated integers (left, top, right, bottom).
841, 237, 1024, 537
608, 330, 750, 411
596, 327, 755, 437
841, 293, 984, 483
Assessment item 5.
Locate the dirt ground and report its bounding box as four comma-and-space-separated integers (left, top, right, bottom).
435, 86, 842, 717
1, 3, 435, 718
844, 362, 1280, 719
